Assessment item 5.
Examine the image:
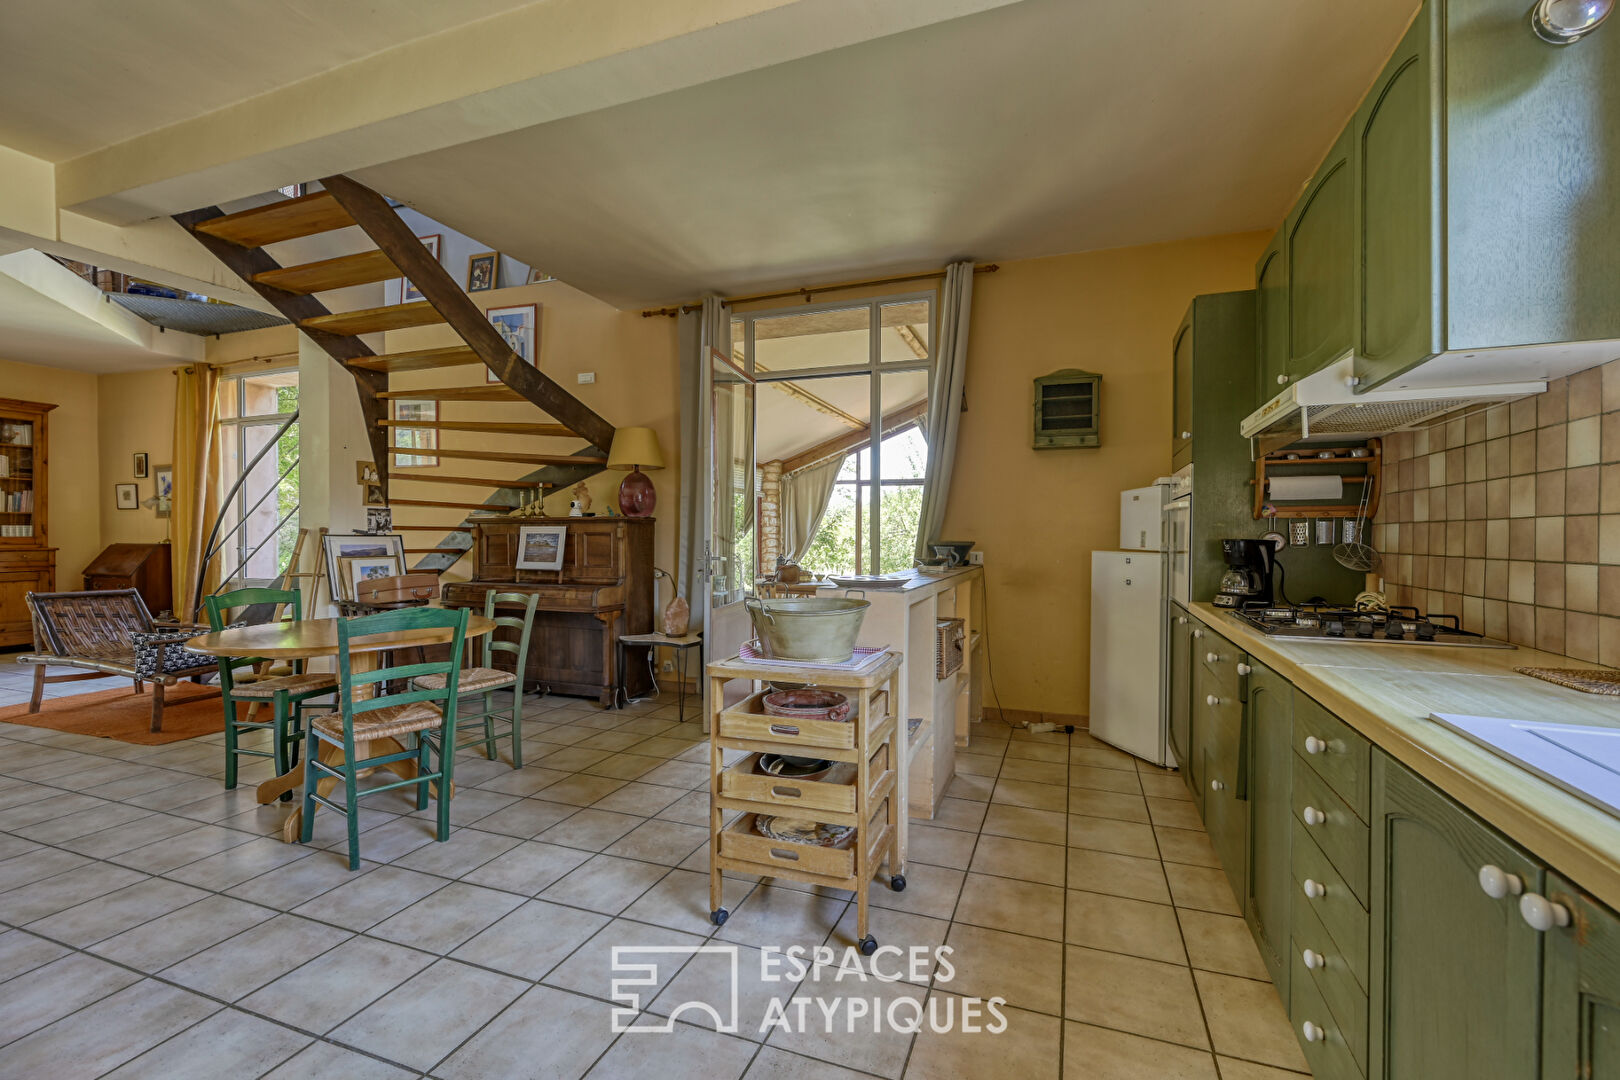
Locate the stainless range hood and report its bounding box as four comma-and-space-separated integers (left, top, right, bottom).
1240, 355, 1546, 443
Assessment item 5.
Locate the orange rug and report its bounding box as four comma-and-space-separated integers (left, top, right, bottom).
0, 682, 243, 744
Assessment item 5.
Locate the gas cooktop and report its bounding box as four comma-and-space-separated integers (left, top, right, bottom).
1229, 603, 1514, 648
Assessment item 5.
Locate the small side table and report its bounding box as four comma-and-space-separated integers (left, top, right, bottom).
616, 631, 703, 721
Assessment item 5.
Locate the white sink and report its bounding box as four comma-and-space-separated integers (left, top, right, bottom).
1431, 713, 1620, 817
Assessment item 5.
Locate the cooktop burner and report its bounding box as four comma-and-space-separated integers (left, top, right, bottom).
1229, 603, 1514, 648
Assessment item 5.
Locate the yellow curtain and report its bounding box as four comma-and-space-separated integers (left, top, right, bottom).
172, 364, 221, 619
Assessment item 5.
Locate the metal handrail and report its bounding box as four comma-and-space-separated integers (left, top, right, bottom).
193, 409, 299, 619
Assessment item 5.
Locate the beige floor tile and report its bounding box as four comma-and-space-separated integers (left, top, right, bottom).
451, 898, 610, 980
1165, 863, 1242, 916
329, 958, 529, 1072
1068, 814, 1158, 858
981, 803, 1067, 845
745, 1047, 874, 1079
591, 780, 687, 816
906, 822, 977, 870
1215, 1057, 1313, 1079
1005, 741, 1067, 763
467, 797, 578, 839
368, 881, 527, 954
1194, 970, 1309, 1072
992, 779, 1068, 812
540, 853, 671, 915
1068, 788, 1150, 824
945, 773, 994, 801
1065, 889, 1185, 963
868, 862, 964, 921
1064, 945, 1208, 1049
604, 818, 710, 865
938, 921, 1063, 1015
623, 866, 753, 932
0, 952, 141, 1044
998, 758, 1068, 786
25, 877, 208, 948
237, 935, 434, 1034
461, 839, 592, 896
930, 797, 989, 832
100, 1008, 312, 1080
969, 834, 1066, 886
767, 975, 923, 1079
259, 1041, 415, 1080
1062, 1021, 1219, 1080
1155, 825, 1221, 868
0, 980, 221, 1079
1069, 765, 1142, 794
590, 1014, 758, 1078
0, 929, 70, 982
905, 995, 1061, 1080
953, 873, 1065, 940
533, 807, 645, 851
290, 865, 447, 931
831, 905, 949, 964
1070, 745, 1137, 771
391, 827, 522, 879
1066, 847, 1171, 903
1148, 797, 1205, 830
1179, 909, 1269, 979
716, 883, 850, 951
1139, 772, 1192, 801
953, 751, 1003, 777
648, 942, 804, 1040
90, 894, 273, 972
162, 913, 352, 1002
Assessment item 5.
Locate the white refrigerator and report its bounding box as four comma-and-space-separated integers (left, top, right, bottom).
1089, 481, 1178, 768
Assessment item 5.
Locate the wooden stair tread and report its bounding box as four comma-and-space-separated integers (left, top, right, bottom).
254, 249, 398, 295
390, 472, 552, 489
301, 301, 443, 336
405, 547, 472, 554
377, 386, 524, 402
347, 346, 482, 374
388, 497, 524, 511
388, 446, 606, 467
376, 419, 581, 438
192, 191, 354, 247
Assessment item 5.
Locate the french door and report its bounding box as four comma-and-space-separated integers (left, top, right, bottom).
701, 345, 757, 665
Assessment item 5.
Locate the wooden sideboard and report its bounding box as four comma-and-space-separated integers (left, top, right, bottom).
83, 542, 173, 617
441, 518, 654, 705
0, 398, 56, 649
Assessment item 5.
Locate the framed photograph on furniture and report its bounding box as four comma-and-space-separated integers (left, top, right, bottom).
341, 554, 404, 601
466, 252, 498, 293
399, 234, 441, 304
515, 525, 566, 571
322, 533, 406, 602
115, 483, 138, 510
133, 453, 148, 478
486, 303, 539, 382
526, 268, 554, 284
153, 466, 173, 518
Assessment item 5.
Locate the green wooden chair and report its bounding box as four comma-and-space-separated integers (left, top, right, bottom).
300, 605, 469, 870
411, 590, 537, 769
204, 587, 338, 797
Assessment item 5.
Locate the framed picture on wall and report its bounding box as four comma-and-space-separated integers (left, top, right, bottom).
133, 453, 148, 478
526, 268, 554, 285
466, 252, 498, 293
399, 234, 441, 303
153, 466, 173, 519
486, 303, 539, 382
515, 525, 566, 571
115, 483, 138, 510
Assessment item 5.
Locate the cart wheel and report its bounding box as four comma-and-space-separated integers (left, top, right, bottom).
858, 935, 878, 956
710, 908, 729, 927
889, 875, 907, 892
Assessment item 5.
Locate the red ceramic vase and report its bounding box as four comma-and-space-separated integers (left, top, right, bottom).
618, 467, 656, 517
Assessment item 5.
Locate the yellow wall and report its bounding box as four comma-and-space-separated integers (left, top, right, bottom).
0, 357, 102, 587
97, 369, 175, 548
385, 278, 681, 585
940, 232, 1269, 717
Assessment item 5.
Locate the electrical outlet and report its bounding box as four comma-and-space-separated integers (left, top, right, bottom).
968, 551, 984, 565
577, 372, 596, 384
661, 660, 674, 672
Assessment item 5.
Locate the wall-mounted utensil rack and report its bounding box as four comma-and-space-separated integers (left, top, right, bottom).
1250, 438, 1381, 520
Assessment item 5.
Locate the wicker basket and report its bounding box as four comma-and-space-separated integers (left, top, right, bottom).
935, 617, 965, 679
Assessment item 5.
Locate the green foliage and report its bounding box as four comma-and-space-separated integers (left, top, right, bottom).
274, 385, 300, 571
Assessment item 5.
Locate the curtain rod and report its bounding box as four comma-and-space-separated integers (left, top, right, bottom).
640, 263, 999, 318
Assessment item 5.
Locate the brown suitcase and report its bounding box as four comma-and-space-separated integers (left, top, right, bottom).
354, 573, 438, 606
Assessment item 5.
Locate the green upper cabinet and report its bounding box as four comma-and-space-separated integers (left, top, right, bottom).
1254, 227, 1290, 404
1245, 659, 1292, 994
1172, 315, 1194, 468
1541, 874, 1620, 1080
1370, 752, 1544, 1080
1286, 124, 1355, 380
1350, 0, 1620, 391
1354, 7, 1438, 391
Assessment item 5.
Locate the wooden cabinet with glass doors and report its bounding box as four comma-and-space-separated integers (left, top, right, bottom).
0, 398, 56, 648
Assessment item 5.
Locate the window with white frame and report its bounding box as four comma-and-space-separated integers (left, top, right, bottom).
391, 399, 438, 466
216, 368, 300, 584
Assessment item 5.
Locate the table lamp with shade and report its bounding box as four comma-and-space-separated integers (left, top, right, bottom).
607, 426, 664, 517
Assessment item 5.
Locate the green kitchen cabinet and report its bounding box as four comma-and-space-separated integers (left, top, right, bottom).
1172, 316, 1194, 468
1245, 659, 1292, 993
1369, 752, 1543, 1080
1193, 630, 1247, 906
1170, 604, 1196, 806
1286, 123, 1355, 381
1254, 227, 1289, 404
1351, 0, 1620, 392
1542, 874, 1620, 1080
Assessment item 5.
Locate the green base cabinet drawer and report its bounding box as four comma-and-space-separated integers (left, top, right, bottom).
1291, 948, 1365, 1080
1292, 754, 1369, 906
1293, 890, 1369, 1075
1294, 689, 1370, 820
1292, 820, 1369, 990
1197, 631, 1243, 692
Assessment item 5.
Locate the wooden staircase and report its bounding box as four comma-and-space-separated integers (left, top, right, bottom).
175, 178, 615, 573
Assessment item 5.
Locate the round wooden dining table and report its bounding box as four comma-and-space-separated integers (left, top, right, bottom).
187, 615, 496, 842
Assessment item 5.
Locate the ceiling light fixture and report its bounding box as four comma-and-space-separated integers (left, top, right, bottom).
1529, 0, 1614, 43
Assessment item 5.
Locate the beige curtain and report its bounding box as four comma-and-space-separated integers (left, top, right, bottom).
781, 454, 845, 563
172, 364, 221, 619
915, 260, 974, 560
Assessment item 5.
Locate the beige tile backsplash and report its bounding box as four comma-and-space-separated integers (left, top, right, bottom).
1372, 361, 1620, 664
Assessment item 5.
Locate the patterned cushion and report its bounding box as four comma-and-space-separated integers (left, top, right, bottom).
312, 700, 444, 741
131, 623, 242, 680
229, 671, 338, 699
412, 667, 516, 694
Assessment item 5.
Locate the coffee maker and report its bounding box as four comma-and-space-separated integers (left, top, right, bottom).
1214, 538, 1276, 608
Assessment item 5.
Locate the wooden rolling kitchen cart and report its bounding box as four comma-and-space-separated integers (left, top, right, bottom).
706, 650, 906, 955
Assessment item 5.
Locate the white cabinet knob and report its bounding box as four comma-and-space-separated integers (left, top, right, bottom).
1181, 431, 1193, 440
1301, 1021, 1325, 1043
1192, 629, 1205, 639
1304, 736, 1327, 755
1520, 893, 1572, 932
1302, 878, 1326, 899
1177, 616, 1188, 625
1278, 374, 1290, 385
1206, 651, 1218, 663
1302, 806, 1326, 827
1206, 695, 1221, 707
1302, 948, 1325, 970
1478, 864, 1525, 900
1236, 662, 1252, 676
1210, 779, 1225, 792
